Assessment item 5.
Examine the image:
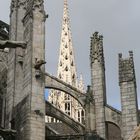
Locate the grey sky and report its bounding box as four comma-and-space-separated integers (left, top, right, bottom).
0, 0, 140, 110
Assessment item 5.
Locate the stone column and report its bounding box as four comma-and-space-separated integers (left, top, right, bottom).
85, 86, 96, 139
6, 0, 26, 128
90, 32, 107, 139
119, 51, 139, 140
6, 0, 47, 139
22, 0, 47, 139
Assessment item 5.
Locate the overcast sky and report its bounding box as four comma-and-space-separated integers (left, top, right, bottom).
0, 0, 140, 110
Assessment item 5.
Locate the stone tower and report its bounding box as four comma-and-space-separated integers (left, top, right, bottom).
119, 51, 139, 140
90, 32, 107, 139
6, 0, 46, 139
48, 0, 85, 123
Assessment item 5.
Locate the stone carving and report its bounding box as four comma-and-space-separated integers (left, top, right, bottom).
10, 0, 16, 13
90, 32, 104, 68
34, 58, 46, 70
33, 0, 44, 12
34, 110, 44, 117
17, 0, 26, 9
119, 51, 135, 83
34, 58, 46, 78
85, 86, 94, 105
0, 40, 26, 49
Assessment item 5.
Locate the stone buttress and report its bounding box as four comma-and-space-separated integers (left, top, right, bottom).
90, 32, 107, 139
119, 51, 139, 140
6, 0, 47, 139
6, 0, 26, 130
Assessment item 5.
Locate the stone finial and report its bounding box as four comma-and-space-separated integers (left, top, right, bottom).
90, 32, 104, 68
78, 74, 85, 92
119, 51, 135, 84
32, 0, 44, 10
85, 85, 94, 105
17, 0, 26, 9
10, 0, 26, 14
10, 0, 17, 13
118, 53, 122, 59
25, 0, 45, 14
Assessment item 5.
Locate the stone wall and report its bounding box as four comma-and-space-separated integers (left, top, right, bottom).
106, 122, 122, 140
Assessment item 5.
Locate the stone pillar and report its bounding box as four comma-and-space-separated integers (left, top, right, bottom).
6, 0, 26, 128
119, 51, 139, 140
14, 0, 26, 106
21, 0, 46, 139
85, 86, 97, 140
90, 32, 107, 139
6, 0, 47, 139
85, 86, 96, 133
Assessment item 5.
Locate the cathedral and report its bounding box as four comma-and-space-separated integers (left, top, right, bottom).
0, 0, 140, 140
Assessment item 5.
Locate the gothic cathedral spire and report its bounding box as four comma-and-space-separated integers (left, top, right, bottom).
47, 0, 85, 123
57, 0, 77, 87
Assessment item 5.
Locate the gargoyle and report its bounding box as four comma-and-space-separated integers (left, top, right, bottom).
34, 58, 46, 70
0, 40, 26, 49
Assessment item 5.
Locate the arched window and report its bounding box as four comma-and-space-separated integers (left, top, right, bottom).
65, 102, 71, 116
78, 111, 80, 122
81, 110, 85, 124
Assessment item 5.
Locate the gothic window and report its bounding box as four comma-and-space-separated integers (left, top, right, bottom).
65, 103, 70, 110
64, 95, 67, 100
65, 103, 68, 110
67, 95, 70, 100
81, 110, 85, 124
65, 94, 70, 100
78, 111, 80, 122
68, 103, 70, 110
65, 102, 71, 116
65, 32, 67, 36
70, 51, 72, 55
51, 118, 54, 122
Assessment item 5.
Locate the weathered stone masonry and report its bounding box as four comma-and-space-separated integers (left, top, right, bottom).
119, 51, 139, 140
90, 32, 107, 139
0, 0, 140, 140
